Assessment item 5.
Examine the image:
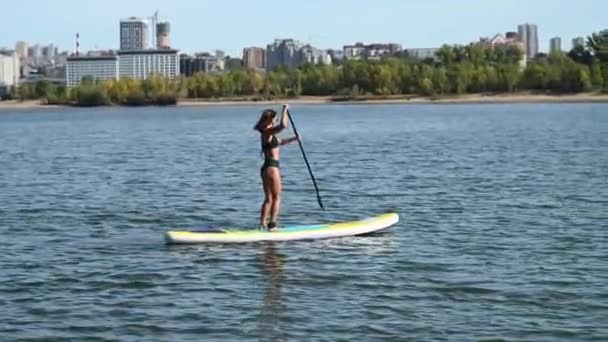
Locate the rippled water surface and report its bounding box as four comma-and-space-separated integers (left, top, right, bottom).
1, 104, 607, 341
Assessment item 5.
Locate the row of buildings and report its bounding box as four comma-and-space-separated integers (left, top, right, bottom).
65, 15, 178, 87
66, 50, 179, 87
242, 41, 404, 70
119, 15, 171, 51
15, 42, 63, 67
515, 23, 585, 56
1, 13, 176, 90
2, 20, 590, 91
550, 37, 586, 54
239, 24, 584, 70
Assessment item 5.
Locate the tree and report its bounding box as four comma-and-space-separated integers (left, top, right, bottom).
590, 61, 604, 89
498, 64, 521, 92
35, 80, 54, 98
17, 84, 36, 100
587, 30, 608, 62
229, 70, 250, 96
466, 44, 486, 66
217, 73, 236, 97
432, 66, 448, 94
522, 60, 548, 90
470, 66, 488, 93
263, 71, 286, 98
436, 45, 456, 65
568, 45, 594, 65
245, 70, 264, 95
397, 63, 414, 94
587, 29, 608, 90
418, 78, 434, 96
74, 83, 110, 106
447, 63, 473, 94
369, 63, 396, 95
286, 69, 302, 97
340, 60, 371, 93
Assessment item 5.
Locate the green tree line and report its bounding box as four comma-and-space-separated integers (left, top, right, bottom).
3, 30, 607, 105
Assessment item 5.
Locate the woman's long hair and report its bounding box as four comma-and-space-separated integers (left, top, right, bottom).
254, 109, 277, 132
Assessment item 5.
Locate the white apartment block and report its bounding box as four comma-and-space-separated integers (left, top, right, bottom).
0, 51, 21, 87
118, 49, 179, 80
405, 48, 440, 60
343, 44, 367, 60
66, 56, 119, 87
120, 17, 149, 50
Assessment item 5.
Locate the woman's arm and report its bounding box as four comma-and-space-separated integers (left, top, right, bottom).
267, 105, 289, 135
280, 104, 289, 129
280, 135, 300, 146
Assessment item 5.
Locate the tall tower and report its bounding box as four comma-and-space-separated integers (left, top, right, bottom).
120, 17, 149, 50
156, 21, 171, 49
550, 37, 562, 53
243, 47, 266, 69
518, 23, 539, 59
572, 37, 585, 49
15, 41, 29, 60
76, 33, 80, 56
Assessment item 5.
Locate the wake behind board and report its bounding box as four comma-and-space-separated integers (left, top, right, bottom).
165, 213, 399, 244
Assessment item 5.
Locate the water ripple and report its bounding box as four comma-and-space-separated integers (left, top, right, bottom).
0, 104, 607, 341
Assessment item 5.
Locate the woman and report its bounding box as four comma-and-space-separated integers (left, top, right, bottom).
254, 104, 299, 231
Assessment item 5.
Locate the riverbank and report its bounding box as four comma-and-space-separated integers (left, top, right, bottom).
2, 93, 608, 109
180, 93, 608, 106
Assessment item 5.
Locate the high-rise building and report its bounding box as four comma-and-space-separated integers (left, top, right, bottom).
343, 42, 401, 60
156, 21, 171, 49
120, 17, 149, 50
118, 49, 179, 80
42, 44, 57, 61
266, 39, 303, 69
180, 53, 225, 75
15, 41, 28, 60
404, 48, 440, 60
243, 47, 266, 69
326, 49, 344, 62
572, 37, 585, 49
343, 43, 367, 60
518, 23, 539, 58
550, 37, 562, 53
28, 44, 42, 65
215, 50, 226, 60
299, 45, 331, 65
66, 55, 119, 87
0, 51, 20, 87
365, 43, 402, 59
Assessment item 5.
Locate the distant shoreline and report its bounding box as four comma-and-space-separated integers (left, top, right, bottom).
179, 93, 608, 106
2, 93, 608, 109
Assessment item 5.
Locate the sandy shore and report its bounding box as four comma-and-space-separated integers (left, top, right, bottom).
178, 93, 608, 106
2, 93, 608, 109
0, 100, 45, 108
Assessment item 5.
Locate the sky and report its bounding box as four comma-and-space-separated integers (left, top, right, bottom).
0, 0, 605, 56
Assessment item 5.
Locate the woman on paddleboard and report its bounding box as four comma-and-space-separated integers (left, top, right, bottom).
254, 104, 299, 231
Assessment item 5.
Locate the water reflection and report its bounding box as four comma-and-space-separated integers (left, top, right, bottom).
257, 243, 287, 341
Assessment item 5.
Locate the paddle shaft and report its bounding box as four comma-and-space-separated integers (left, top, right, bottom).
287, 110, 325, 209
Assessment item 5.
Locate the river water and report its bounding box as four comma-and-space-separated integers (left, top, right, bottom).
1, 103, 606, 341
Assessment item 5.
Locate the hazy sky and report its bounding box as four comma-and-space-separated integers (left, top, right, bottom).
1, 0, 604, 56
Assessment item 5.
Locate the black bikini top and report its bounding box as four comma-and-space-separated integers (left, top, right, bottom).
262, 135, 279, 150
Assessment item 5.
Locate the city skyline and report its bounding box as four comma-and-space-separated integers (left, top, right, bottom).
0, 0, 605, 56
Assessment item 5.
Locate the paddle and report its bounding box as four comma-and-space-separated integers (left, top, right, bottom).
287, 110, 325, 210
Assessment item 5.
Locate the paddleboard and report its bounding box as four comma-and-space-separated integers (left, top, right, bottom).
165, 212, 399, 244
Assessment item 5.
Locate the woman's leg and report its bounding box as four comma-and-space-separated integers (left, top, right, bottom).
268, 167, 282, 228
260, 169, 273, 228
